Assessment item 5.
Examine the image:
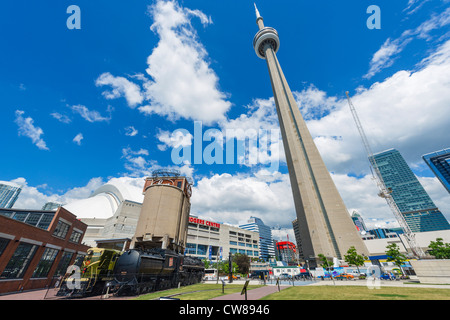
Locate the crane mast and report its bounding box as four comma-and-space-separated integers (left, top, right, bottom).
345, 91, 425, 258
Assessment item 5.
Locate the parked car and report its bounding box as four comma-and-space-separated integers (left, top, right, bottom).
296, 272, 312, 280
334, 273, 355, 280
279, 273, 292, 280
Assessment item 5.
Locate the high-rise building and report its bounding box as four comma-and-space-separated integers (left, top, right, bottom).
351, 211, 367, 232
423, 148, 450, 193
239, 217, 275, 261
372, 148, 450, 232
42, 202, 63, 211
275, 241, 297, 265
252, 5, 367, 262
0, 181, 22, 209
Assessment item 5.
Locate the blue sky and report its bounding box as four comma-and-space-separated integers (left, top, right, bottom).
1, 0, 450, 238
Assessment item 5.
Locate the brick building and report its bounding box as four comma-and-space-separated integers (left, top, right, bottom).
0, 207, 90, 294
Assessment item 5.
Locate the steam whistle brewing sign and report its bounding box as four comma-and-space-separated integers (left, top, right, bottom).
189, 216, 220, 229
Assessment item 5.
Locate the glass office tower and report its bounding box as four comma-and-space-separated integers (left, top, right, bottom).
372, 149, 450, 232
423, 148, 450, 193
239, 217, 275, 261
0, 181, 22, 208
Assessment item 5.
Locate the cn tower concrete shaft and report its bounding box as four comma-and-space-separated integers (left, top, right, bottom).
253, 6, 367, 262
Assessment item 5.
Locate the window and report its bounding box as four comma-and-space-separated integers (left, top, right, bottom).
53, 220, 70, 239
12, 212, 28, 222
197, 245, 207, 256
0, 243, 38, 279
73, 254, 85, 267
69, 228, 82, 243
37, 214, 54, 230
0, 238, 10, 257
185, 243, 196, 255
32, 247, 59, 278
25, 213, 42, 227
54, 252, 73, 277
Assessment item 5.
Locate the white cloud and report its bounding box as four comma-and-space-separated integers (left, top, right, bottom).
307, 39, 450, 176
11, 177, 104, 210
51, 112, 71, 124
71, 104, 112, 122
365, 7, 450, 79
73, 133, 83, 145
95, 72, 144, 108
124, 126, 138, 137
156, 129, 193, 151
138, 0, 231, 124
191, 171, 295, 228
14, 110, 49, 151
364, 37, 411, 79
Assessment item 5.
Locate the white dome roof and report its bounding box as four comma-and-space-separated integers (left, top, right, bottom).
63, 180, 144, 219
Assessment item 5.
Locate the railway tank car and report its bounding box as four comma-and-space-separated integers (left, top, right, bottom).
109, 248, 204, 296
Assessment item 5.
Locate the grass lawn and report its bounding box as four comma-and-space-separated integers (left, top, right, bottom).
133, 283, 264, 300
261, 285, 450, 300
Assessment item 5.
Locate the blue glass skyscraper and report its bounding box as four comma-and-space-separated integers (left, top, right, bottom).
239, 217, 275, 261
422, 148, 450, 193
0, 181, 22, 208
372, 149, 450, 232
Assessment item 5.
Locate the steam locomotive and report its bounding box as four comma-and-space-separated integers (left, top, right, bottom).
57, 247, 204, 297
109, 247, 204, 296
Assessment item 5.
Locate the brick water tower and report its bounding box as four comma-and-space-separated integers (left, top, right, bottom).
131, 170, 192, 254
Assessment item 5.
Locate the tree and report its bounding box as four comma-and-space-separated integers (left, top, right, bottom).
202, 259, 212, 269
233, 253, 250, 274
385, 243, 407, 275
344, 246, 365, 273
318, 254, 333, 269
428, 238, 450, 259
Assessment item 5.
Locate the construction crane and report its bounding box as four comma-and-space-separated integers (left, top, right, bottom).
345, 91, 426, 259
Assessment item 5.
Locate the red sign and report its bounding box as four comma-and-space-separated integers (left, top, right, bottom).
189, 216, 220, 229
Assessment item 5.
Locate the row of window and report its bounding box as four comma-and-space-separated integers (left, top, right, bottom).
0, 211, 54, 230
0, 212, 83, 244
0, 238, 85, 280
185, 243, 260, 258
52, 220, 83, 244
229, 241, 258, 248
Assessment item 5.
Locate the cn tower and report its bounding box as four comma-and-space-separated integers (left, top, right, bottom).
252, 5, 367, 262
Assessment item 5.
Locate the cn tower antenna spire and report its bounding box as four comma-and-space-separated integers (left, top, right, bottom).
254, 3, 261, 19
254, 3, 264, 29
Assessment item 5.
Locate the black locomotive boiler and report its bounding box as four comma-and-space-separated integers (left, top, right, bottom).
109, 248, 204, 296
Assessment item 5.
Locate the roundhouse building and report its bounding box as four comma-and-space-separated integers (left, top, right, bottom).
0, 207, 89, 294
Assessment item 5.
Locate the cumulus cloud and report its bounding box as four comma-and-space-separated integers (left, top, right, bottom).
156, 129, 193, 151
73, 133, 83, 145
71, 104, 112, 123
138, 0, 231, 124
308, 39, 450, 176
14, 110, 49, 150
11, 177, 104, 210
95, 72, 144, 108
50, 112, 71, 124
191, 171, 295, 228
124, 126, 138, 137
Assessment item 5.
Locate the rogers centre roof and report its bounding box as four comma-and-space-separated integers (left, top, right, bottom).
63, 180, 144, 219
